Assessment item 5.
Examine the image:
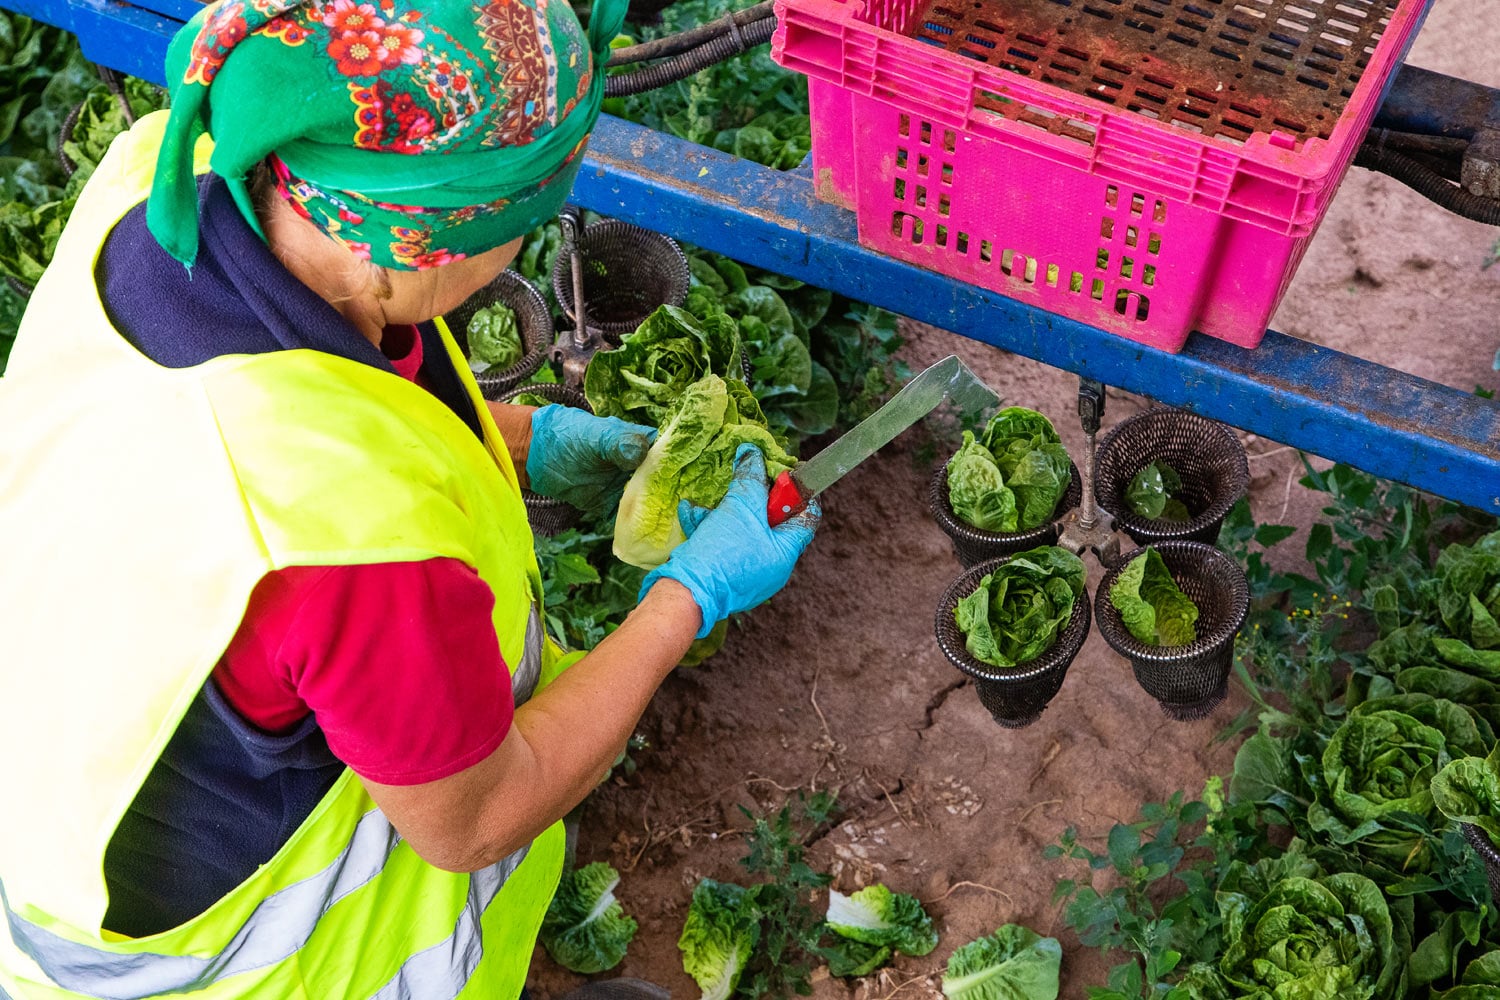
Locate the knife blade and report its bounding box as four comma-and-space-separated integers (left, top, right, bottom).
766, 355, 1001, 526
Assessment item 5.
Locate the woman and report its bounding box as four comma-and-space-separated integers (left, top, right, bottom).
0, 0, 819, 995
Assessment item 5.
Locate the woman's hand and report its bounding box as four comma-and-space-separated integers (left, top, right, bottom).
526, 405, 656, 517
641, 444, 821, 638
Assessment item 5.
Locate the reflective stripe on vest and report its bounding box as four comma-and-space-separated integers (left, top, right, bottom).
3, 811, 528, 1000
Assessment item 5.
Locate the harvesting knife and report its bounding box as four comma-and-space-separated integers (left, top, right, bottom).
766, 355, 1000, 526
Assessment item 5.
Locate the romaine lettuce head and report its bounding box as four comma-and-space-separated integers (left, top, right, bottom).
954, 545, 1086, 669
1126, 461, 1188, 521
1431, 742, 1500, 843
1200, 857, 1407, 1000
679, 878, 760, 1000
963, 407, 1071, 531
825, 884, 937, 956
614, 374, 794, 569
539, 861, 638, 974
947, 431, 1018, 533
941, 923, 1061, 1000
466, 302, 523, 370
1306, 699, 1477, 868
584, 305, 745, 427
1108, 548, 1199, 647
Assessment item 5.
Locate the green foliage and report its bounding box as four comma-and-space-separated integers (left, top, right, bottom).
941, 924, 1062, 1000
613, 373, 794, 568
540, 861, 639, 974
1108, 548, 1199, 647
1127, 461, 1190, 522
823, 883, 937, 958
0, 19, 166, 358
1046, 792, 1229, 1000
606, 0, 810, 170
465, 302, 522, 369
953, 545, 1086, 668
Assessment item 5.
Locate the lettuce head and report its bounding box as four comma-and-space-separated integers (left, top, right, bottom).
614, 373, 794, 569
539, 861, 638, 974
584, 305, 745, 427
946, 408, 1070, 534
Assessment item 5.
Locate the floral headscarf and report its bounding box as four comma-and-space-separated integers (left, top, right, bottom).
147, 0, 627, 270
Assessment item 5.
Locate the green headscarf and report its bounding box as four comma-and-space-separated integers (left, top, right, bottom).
148, 0, 627, 270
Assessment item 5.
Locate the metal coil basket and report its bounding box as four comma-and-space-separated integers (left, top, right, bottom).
1463, 824, 1500, 908
935, 555, 1092, 729
929, 461, 1082, 568
552, 220, 691, 344
1094, 409, 1249, 547
445, 271, 554, 400
496, 382, 593, 537
1094, 541, 1249, 721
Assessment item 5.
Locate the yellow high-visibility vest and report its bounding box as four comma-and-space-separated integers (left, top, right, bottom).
0, 110, 572, 999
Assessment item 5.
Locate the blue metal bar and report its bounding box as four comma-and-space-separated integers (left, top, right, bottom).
6, 0, 1500, 512
572, 118, 1500, 514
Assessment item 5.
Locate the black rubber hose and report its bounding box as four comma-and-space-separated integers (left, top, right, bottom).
1354, 144, 1500, 226
608, 1, 774, 67
605, 16, 776, 97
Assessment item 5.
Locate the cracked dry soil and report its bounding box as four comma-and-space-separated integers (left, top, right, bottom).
529, 2, 1499, 995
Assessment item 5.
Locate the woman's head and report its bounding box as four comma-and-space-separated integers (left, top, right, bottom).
148, 0, 626, 274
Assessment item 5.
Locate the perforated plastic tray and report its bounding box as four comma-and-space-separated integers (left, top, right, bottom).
773, 0, 1433, 350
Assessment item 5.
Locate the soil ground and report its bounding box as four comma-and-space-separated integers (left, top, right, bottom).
533, 3, 1500, 995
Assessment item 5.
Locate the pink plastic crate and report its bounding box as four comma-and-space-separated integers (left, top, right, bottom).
772, 0, 1433, 351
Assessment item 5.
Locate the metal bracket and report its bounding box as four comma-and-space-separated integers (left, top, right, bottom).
1056, 377, 1134, 566
550, 207, 606, 388
1462, 125, 1500, 200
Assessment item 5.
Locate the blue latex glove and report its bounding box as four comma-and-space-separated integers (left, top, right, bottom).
639, 443, 821, 638
526, 404, 656, 518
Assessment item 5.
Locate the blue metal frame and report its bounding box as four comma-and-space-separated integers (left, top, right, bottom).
8, 0, 1500, 513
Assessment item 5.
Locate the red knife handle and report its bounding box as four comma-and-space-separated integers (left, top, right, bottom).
766, 471, 806, 527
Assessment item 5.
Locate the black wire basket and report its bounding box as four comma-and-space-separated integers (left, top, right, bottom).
935, 555, 1092, 729
445, 271, 554, 400
1094, 409, 1249, 547
552, 220, 691, 345
929, 461, 1082, 568
1463, 824, 1500, 908
1094, 541, 1249, 721
496, 382, 594, 537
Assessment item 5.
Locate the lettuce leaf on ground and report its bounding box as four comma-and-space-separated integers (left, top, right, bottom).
539, 861, 638, 974
941, 924, 1061, 1000
614, 373, 793, 569
679, 879, 760, 1000
824, 884, 937, 957
1108, 548, 1199, 646
954, 545, 1086, 668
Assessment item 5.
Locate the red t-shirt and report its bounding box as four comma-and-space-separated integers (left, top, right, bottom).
210, 325, 516, 785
